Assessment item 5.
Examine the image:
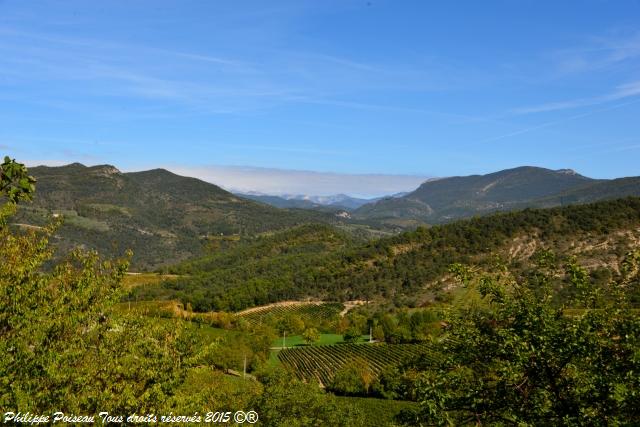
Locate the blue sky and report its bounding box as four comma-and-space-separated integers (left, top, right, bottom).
1, 1, 640, 196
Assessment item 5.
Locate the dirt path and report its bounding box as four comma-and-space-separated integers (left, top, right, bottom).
125, 272, 180, 278
235, 299, 370, 318
10, 223, 45, 230
226, 369, 256, 380
339, 300, 368, 317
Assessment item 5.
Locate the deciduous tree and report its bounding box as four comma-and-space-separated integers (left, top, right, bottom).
401, 256, 640, 425
0, 159, 195, 413
302, 327, 320, 345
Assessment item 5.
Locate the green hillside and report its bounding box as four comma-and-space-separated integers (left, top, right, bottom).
536, 176, 640, 207
134, 197, 640, 311
354, 166, 640, 226
132, 223, 357, 311
14, 163, 342, 269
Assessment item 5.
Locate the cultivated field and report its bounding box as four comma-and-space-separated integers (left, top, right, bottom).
236, 301, 344, 326
278, 343, 431, 386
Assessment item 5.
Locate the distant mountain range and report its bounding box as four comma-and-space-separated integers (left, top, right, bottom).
237, 166, 640, 228
237, 192, 408, 211
15, 163, 342, 269
352, 166, 640, 225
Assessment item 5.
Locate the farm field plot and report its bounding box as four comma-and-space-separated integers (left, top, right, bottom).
236, 301, 344, 326
278, 343, 432, 386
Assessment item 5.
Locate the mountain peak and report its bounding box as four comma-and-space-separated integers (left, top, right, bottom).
89, 164, 121, 176
354, 165, 605, 224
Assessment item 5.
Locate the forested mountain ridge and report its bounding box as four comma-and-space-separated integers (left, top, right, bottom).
13, 163, 342, 269
13, 162, 640, 270
134, 197, 640, 311
354, 166, 640, 225
139, 223, 357, 311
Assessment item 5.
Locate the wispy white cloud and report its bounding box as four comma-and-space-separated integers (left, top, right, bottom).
479, 97, 640, 144
551, 31, 640, 75
513, 80, 640, 115
598, 140, 640, 154
0, 30, 286, 115
0, 26, 248, 70
0, 24, 448, 119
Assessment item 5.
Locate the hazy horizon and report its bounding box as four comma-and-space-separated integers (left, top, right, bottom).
24, 160, 430, 198
24, 159, 631, 199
